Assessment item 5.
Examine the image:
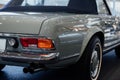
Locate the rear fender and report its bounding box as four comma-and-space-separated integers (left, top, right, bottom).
78, 26, 104, 61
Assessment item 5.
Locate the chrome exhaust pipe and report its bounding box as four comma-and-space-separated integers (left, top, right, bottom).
29, 67, 44, 74
23, 67, 44, 74
23, 63, 45, 74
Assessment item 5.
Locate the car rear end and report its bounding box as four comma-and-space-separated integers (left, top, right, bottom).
0, 12, 61, 73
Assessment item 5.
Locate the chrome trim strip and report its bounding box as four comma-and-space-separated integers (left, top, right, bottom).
0, 52, 59, 61
104, 39, 120, 47
103, 42, 120, 53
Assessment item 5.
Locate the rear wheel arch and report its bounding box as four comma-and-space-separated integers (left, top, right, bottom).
80, 31, 104, 57
77, 35, 103, 80
94, 32, 104, 48
82, 31, 104, 56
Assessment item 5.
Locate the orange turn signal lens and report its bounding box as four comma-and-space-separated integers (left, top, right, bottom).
38, 38, 54, 49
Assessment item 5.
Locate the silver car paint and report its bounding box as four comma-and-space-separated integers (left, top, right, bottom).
0, 12, 69, 34
0, 11, 119, 68
40, 14, 120, 67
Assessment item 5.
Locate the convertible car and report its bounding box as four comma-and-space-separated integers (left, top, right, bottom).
0, 0, 119, 79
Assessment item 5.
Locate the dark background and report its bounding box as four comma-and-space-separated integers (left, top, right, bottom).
0, 50, 120, 80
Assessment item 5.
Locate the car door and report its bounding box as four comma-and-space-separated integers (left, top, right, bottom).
112, 0, 120, 39
96, 0, 120, 50
105, 0, 120, 49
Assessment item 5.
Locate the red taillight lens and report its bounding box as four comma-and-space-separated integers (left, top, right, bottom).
20, 38, 54, 49
20, 38, 38, 47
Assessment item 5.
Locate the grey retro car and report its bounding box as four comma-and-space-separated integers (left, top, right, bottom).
0, 0, 119, 79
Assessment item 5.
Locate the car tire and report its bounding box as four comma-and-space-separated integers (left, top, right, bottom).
115, 46, 120, 58
78, 36, 102, 80
0, 64, 5, 71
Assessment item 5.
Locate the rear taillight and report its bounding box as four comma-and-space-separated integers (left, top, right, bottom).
20, 38, 54, 49
20, 38, 38, 48
38, 38, 54, 49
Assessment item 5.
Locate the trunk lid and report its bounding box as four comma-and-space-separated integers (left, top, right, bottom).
0, 12, 60, 34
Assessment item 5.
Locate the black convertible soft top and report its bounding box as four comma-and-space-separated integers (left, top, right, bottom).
1, 0, 98, 14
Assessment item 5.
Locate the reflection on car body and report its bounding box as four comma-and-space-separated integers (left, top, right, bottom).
0, 0, 119, 80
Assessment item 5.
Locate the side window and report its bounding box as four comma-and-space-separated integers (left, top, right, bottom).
96, 0, 109, 14
107, 0, 120, 16
115, 1, 120, 16
22, 0, 69, 6
106, 0, 115, 15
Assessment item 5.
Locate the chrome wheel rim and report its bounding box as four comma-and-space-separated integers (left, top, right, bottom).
90, 43, 102, 80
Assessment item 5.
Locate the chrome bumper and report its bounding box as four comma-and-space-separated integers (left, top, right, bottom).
0, 52, 59, 63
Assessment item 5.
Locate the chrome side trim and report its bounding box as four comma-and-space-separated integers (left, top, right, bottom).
103, 42, 120, 53
104, 39, 120, 48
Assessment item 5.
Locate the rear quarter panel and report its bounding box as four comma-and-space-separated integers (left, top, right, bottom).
39, 14, 104, 67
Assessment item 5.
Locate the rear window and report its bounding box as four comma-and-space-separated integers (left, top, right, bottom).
2, 0, 98, 14
21, 0, 70, 6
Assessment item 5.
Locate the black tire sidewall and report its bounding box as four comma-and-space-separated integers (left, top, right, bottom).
115, 46, 120, 58
80, 36, 102, 80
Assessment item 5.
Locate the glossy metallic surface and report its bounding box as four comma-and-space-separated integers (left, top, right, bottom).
0, 0, 119, 71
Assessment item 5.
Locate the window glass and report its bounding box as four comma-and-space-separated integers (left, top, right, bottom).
106, 0, 115, 15
0, 0, 10, 9
115, 0, 120, 16
106, 0, 120, 16
21, 0, 69, 6
96, 0, 108, 14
